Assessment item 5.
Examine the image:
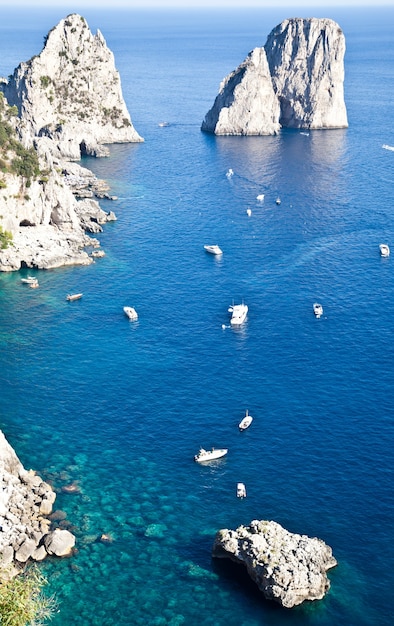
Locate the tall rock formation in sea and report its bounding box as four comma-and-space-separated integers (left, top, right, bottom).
2, 13, 142, 159
0, 14, 142, 271
202, 17, 348, 135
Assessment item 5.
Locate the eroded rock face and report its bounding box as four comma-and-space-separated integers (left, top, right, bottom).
212, 519, 337, 608
201, 47, 280, 136
2, 13, 142, 159
265, 18, 348, 129
0, 13, 141, 271
202, 17, 347, 135
0, 430, 75, 578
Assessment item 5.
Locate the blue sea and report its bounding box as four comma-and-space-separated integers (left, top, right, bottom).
0, 6, 393, 625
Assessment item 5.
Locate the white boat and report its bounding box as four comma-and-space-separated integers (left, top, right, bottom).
21, 276, 38, 284
194, 448, 228, 463
226, 168, 234, 178
66, 293, 83, 301
276, 197, 281, 205
158, 121, 169, 127
204, 244, 223, 255
246, 208, 252, 217
228, 303, 248, 326
124, 306, 138, 321
256, 194, 264, 201
379, 243, 390, 257
237, 482, 247, 498
239, 409, 253, 431
313, 303, 323, 318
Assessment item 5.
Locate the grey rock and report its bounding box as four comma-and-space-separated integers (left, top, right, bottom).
202, 17, 347, 135
15, 538, 38, 563
213, 519, 337, 608
43, 529, 75, 557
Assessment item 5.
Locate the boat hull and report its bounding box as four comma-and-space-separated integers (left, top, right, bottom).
194, 448, 228, 463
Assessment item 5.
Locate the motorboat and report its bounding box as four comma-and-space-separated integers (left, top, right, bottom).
194, 448, 228, 463
228, 303, 248, 326
158, 121, 169, 127
237, 482, 247, 498
379, 243, 390, 257
21, 276, 38, 285
313, 303, 323, 318
276, 197, 281, 205
66, 293, 83, 301
246, 208, 252, 217
204, 244, 223, 255
226, 168, 234, 178
239, 409, 253, 431
124, 306, 138, 321
256, 194, 264, 201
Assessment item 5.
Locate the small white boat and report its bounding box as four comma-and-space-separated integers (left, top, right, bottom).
239, 409, 253, 431
194, 448, 228, 463
379, 243, 390, 257
246, 208, 252, 217
124, 306, 138, 321
276, 197, 281, 205
228, 303, 248, 326
204, 244, 223, 255
226, 168, 234, 178
256, 194, 265, 201
313, 303, 323, 318
237, 482, 247, 498
158, 121, 169, 127
21, 276, 38, 285
66, 293, 83, 301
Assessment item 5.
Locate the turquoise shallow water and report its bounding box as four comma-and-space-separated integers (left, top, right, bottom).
1, 8, 394, 626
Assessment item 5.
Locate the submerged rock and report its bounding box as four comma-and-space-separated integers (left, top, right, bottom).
202, 17, 347, 135
212, 519, 337, 608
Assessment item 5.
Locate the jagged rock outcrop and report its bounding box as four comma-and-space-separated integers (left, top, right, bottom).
201, 48, 280, 136
0, 13, 142, 271
0, 430, 75, 578
2, 13, 142, 159
212, 519, 337, 608
202, 17, 348, 135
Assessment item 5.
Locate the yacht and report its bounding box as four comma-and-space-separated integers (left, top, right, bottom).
236, 482, 247, 498
194, 448, 228, 463
204, 244, 223, 255
238, 409, 253, 431
66, 293, 83, 301
229, 303, 248, 326
124, 306, 138, 321
379, 243, 390, 257
313, 303, 323, 318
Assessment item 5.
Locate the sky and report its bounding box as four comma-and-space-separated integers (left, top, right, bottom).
0, 0, 392, 7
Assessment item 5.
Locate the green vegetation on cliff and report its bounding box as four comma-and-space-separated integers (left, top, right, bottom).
0, 566, 56, 625
0, 93, 40, 188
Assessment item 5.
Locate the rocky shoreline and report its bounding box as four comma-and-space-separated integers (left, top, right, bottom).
0, 430, 75, 579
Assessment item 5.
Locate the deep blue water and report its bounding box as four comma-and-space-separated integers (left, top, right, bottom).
0, 7, 394, 626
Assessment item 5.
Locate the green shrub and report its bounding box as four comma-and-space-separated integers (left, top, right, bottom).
0, 565, 57, 626
0, 226, 12, 249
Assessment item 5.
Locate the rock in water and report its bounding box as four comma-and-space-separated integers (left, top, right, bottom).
201, 47, 281, 136
212, 519, 337, 608
2, 13, 143, 159
202, 17, 347, 135
265, 18, 348, 129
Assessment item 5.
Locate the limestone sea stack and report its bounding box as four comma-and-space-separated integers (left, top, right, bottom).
0, 430, 75, 578
202, 17, 348, 135
2, 13, 143, 159
0, 14, 142, 271
212, 519, 337, 608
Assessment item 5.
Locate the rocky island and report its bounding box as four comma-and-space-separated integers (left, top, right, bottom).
0, 13, 142, 271
213, 519, 337, 608
202, 17, 348, 135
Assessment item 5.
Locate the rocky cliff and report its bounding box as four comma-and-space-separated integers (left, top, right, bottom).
0, 430, 75, 579
213, 519, 337, 608
202, 17, 348, 135
2, 13, 142, 159
0, 14, 142, 272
